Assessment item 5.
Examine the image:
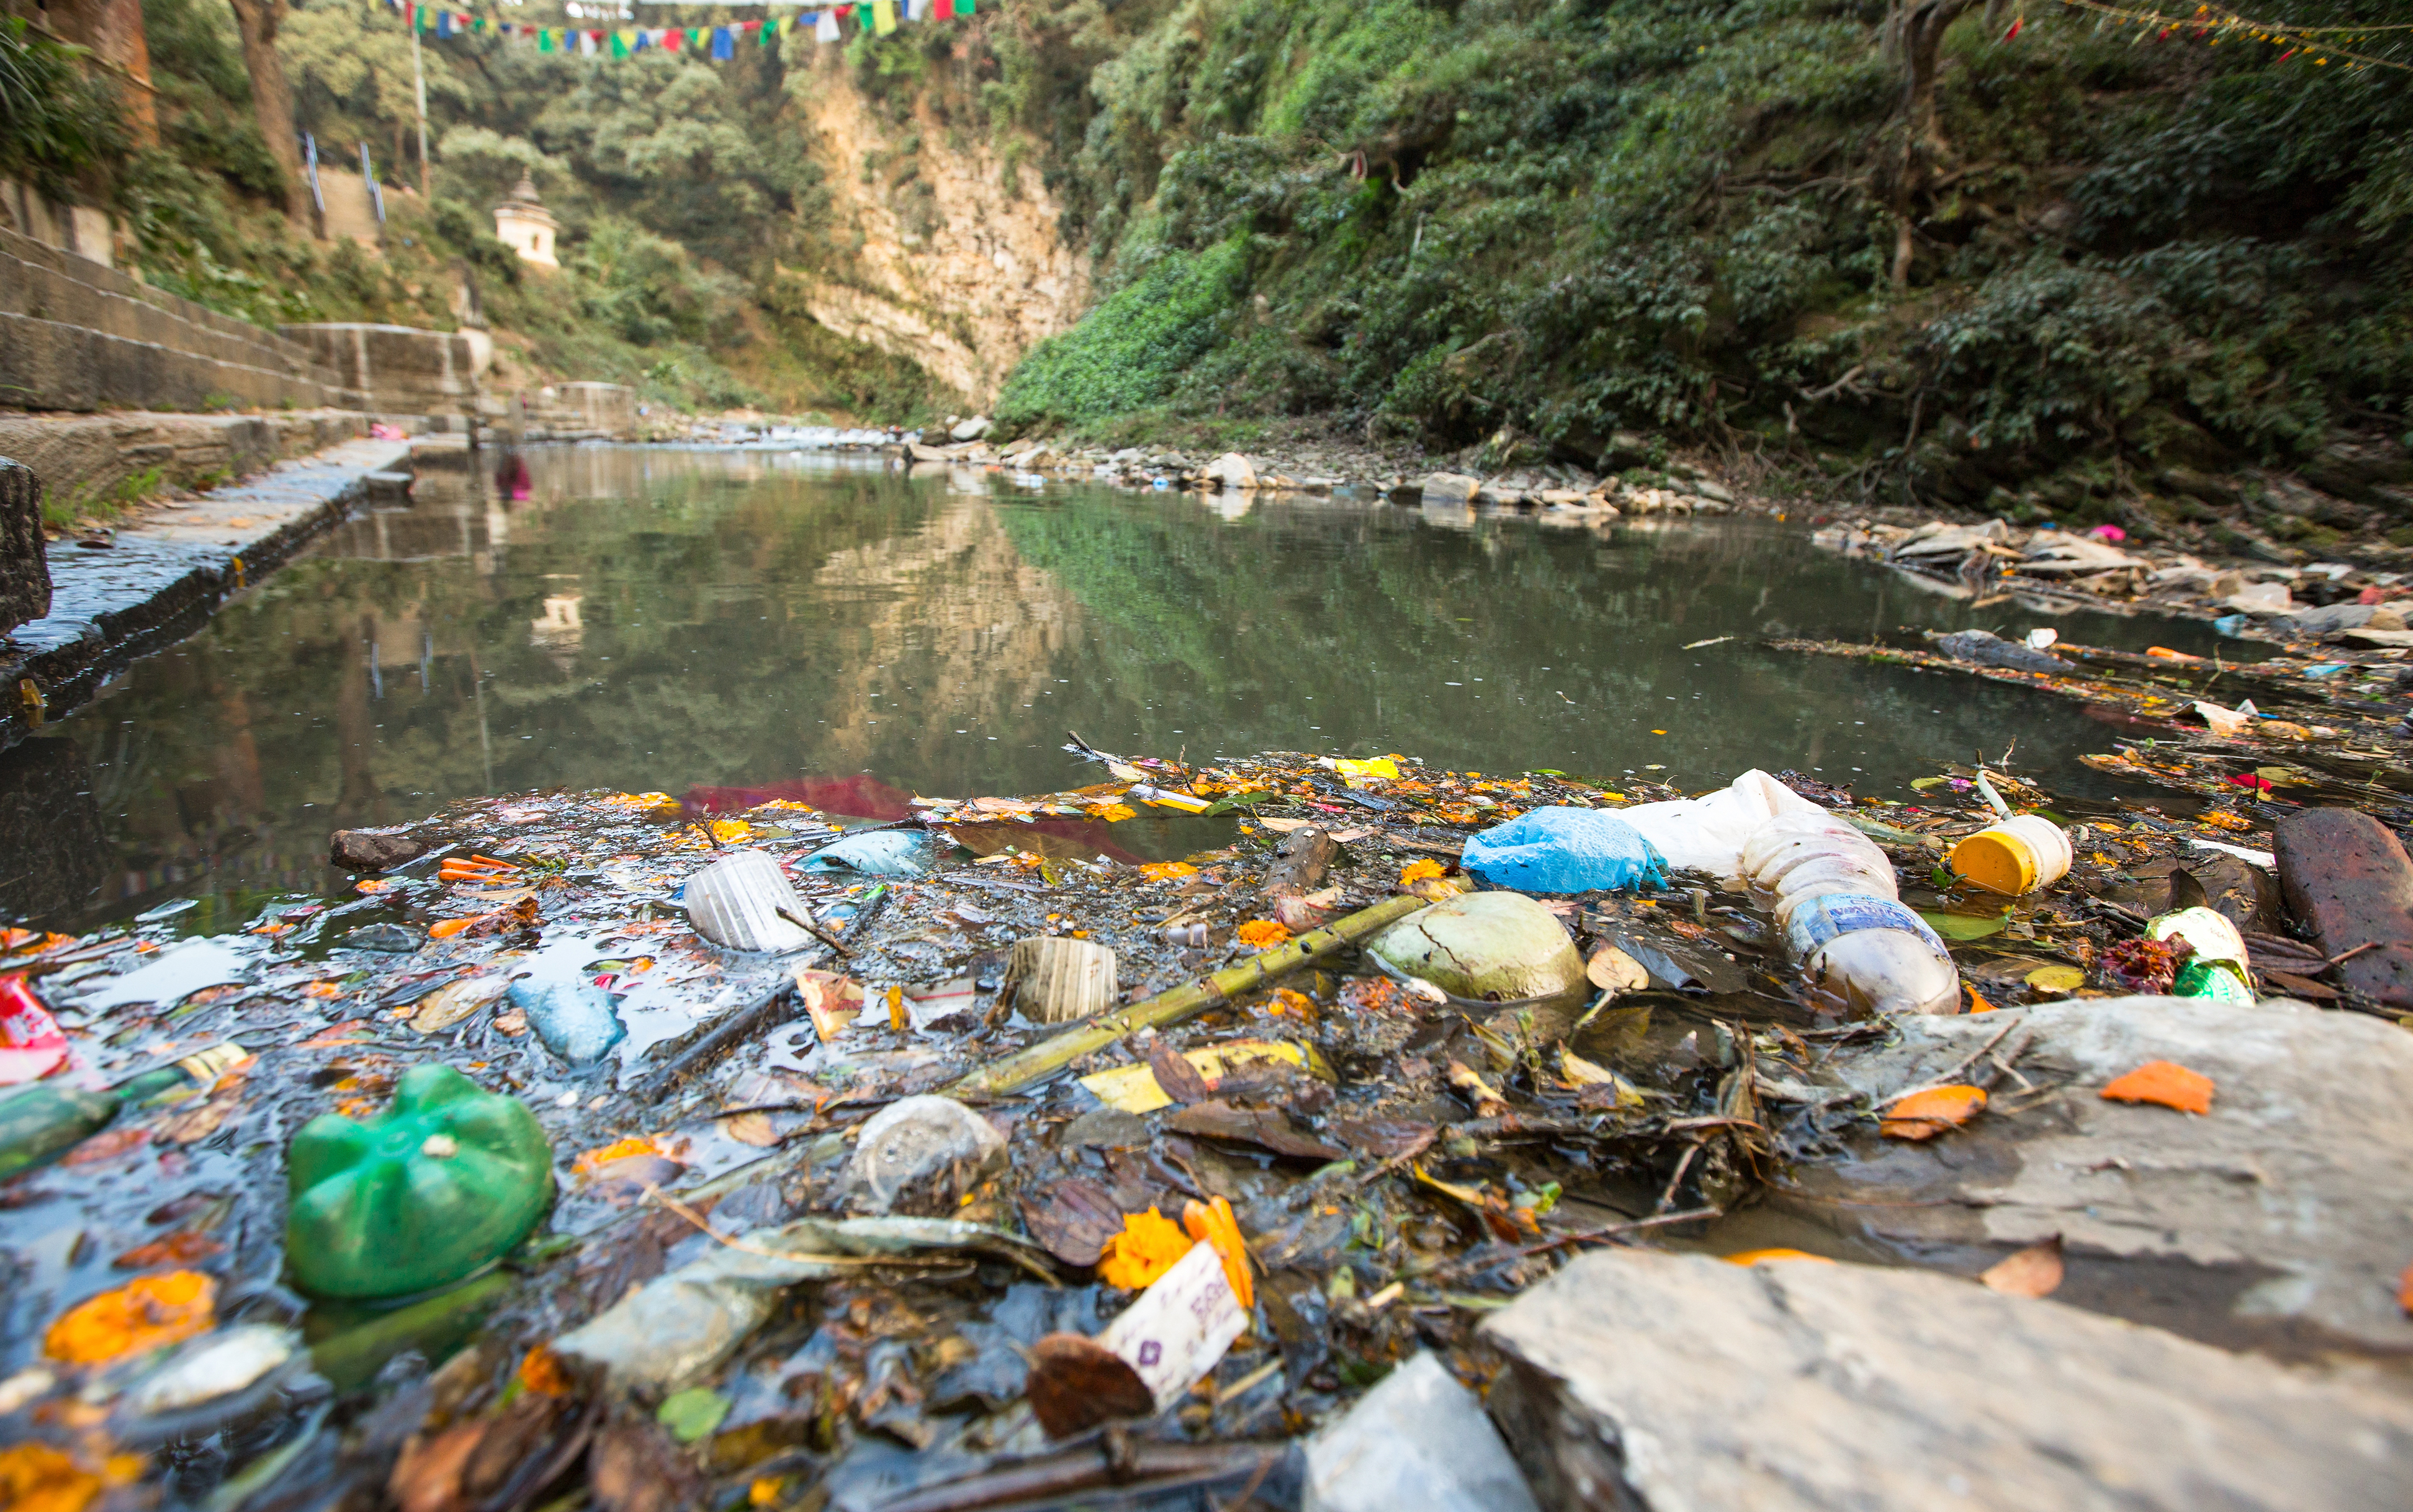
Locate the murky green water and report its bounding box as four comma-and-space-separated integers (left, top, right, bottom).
1, 445, 2229, 926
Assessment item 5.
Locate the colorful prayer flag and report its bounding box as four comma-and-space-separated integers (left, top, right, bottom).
874, 0, 896, 35
712, 25, 734, 59
816, 9, 842, 42
611, 27, 632, 57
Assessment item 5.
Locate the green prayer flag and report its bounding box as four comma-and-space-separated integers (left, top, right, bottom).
612, 28, 632, 57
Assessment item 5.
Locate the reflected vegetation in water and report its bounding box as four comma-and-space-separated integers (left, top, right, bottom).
2, 446, 2226, 926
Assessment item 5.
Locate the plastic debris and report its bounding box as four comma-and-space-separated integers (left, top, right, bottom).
507, 978, 626, 1066
1458, 807, 1668, 893
843, 1094, 1007, 1214
799, 829, 938, 876
1367, 892, 1584, 1000
285, 1064, 555, 1299
1004, 935, 1118, 1024
685, 849, 820, 953
0, 975, 70, 1085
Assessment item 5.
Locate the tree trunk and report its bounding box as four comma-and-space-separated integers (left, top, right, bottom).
1888, 0, 1978, 285
223, 0, 308, 225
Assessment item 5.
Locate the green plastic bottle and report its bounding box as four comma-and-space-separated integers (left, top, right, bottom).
0, 1044, 251, 1181
286, 1064, 555, 1300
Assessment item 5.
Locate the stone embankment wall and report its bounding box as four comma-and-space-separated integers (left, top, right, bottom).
0, 225, 356, 413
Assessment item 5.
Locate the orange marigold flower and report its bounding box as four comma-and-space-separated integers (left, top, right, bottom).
1399, 858, 1445, 884
1235, 919, 1292, 949
1095, 1207, 1194, 1291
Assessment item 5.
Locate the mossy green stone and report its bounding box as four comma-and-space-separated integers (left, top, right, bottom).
285, 1064, 554, 1300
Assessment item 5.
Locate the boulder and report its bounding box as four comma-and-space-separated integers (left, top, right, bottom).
0, 457, 49, 635
950, 415, 992, 442
1481, 1250, 2413, 1512
1202, 452, 1259, 490
2018, 530, 2142, 576
1303, 1353, 1540, 1512
2275, 807, 2413, 1008
1418, 472, 1481, 503
328, 829, 428, 872
1787, 996, 2413, 1351
1367, 892, 1585, 1001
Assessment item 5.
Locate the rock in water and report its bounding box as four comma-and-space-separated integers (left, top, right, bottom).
342, 923, 423, 953
1795, 995, 2413, 1352
845, 1095, 1007, 1214
1483, 1250, 2413, 1511
1367, 893, 1585, 1000
2275, 807, 2413, 1008
0, 457, 50, 634
328, 829, 429, 872
1303, 1352, 1540, 1512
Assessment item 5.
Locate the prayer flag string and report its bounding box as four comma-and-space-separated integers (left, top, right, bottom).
384, 0, 978, 57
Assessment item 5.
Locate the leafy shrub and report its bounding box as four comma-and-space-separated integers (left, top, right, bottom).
995, 237, 1252, 428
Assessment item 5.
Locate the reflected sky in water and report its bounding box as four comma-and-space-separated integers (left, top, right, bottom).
1, 445, 2229, 927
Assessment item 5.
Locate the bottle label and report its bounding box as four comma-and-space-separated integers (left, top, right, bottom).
177, 1044, 253, 1090
1786, 894, 1951, 963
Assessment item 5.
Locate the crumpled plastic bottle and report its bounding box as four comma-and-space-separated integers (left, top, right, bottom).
285, 1063, 554, 1300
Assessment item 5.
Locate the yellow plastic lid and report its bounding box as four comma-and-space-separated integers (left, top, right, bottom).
1950, 829, 2037, 896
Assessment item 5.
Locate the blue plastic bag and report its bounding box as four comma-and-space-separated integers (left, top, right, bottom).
1460, 807, 1668, 894
800, 830, 937, 877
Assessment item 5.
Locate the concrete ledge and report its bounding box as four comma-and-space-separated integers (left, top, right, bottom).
0, 435, 414, 749
0, 409, 375, 516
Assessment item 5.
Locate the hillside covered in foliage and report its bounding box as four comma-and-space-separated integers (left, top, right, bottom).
968, 0, 2413, 534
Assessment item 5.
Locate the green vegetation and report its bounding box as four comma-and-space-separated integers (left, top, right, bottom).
970, 0, 2413, 522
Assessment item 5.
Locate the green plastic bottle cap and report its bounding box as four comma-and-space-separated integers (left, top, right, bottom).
286, 1064, 554, 1300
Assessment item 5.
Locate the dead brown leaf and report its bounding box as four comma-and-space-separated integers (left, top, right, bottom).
1024, 1331, 1156, 1438
1980, 1235, 2065, 1299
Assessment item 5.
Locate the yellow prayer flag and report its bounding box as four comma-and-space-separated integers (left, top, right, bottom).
874, 0, 897, 34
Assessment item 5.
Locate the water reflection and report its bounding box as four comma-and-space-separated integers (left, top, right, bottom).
6, 446, 2226, 927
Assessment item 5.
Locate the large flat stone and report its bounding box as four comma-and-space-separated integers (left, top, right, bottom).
1481, 1250, 2413, 1512
2276, 807, 2413, 1008
1784, 996, 2413, 1353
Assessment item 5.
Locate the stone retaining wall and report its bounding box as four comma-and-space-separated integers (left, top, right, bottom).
0, 409, 373, 520
280, 323, 483, 419
0, 225, 357, 413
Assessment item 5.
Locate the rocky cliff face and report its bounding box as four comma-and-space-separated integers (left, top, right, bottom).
788, 54, 1086, 409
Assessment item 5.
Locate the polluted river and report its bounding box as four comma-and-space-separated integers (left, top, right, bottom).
4, 444, 2411, 1512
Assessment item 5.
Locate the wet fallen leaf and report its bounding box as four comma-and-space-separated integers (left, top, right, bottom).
1146, 1042, 1214, 1105
297, 1019, 372, 1049
1096, 1207, 1194, 1291
2024, 964, 2086, 993
1138, 861, 1198, 881
657, 1387, 730, 1444
1559, 1047, 1644, 1107
1263, 986, 1317, 1020
1722, 1248, 1834, 1266
60, 1125, 150, 1167
1020, 1176, 1128, 1267
302, 980, 346, 999
1980, 1235, 2065, 1298
1965, 983, 1998, 1014
1585, 944, 1650, 993
519, 1345, 574, 1397
110, 1232, 222, 1269
43, 1269, 216, 1366
2401, 1261, 2413, 1317
716, 1112, 777, 1148
155, 1073, 246, 1144
2099, 1060, 2215, 1115
573, 1135, 662, 1177
588, 1415, 704, 1512
1024, 1331, 1155, 1439
0, 1442, 101, 1512
1879, 1084, 1988, 1140
1164, 1101, 1347, 1162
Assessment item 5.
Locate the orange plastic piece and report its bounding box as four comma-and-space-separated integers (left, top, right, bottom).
42, 1270, 217, 1366
1722, 1248, 1835, 1266
1182, 1196, 1254, 1308
1879, 1084, 1988, 1140
2098, 1060, 2214, 1115
519, 1345, 573, 1396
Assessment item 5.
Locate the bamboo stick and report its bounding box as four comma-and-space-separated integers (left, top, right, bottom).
947, 893, 1429, 1099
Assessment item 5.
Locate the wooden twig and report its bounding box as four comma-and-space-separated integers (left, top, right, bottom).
946, 893, 1428, 1099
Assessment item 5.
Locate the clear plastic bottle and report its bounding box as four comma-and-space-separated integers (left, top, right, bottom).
1745, 812, 1962, 1016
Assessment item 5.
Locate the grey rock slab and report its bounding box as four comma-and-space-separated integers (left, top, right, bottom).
1804, 996, 2413, 1351
1303, 1352, 1539, 1512
1482, 1250, 2413, 1512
